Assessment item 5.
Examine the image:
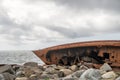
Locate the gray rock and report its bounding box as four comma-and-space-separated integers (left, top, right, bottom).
58, 71, 65, 77
15, 77, 28, 80
63, 77, 79, 80
79, 68, 101, 80
71, 70, 85, 78
45, 67, 57, 74
79, 65, 88, 70
23, 67, 35, 77
16, 71, 25, 77
60, 69, 73, 76
12, 65, 21, 72
29, 74, 39, 80
0, 74, 5, 80
24, 62, 38, 67
38, 65, 44, 71
55, 66, 65, 70
61, 70, 84, 80
40, 73, 49, 79
2, 72, 15, 80
0, 65, 15, 74
82, 57, 92, 62
70, 65, 78, 72
116, 76, 120, 80
100, 63, 112, 72
102, 71, 117, 79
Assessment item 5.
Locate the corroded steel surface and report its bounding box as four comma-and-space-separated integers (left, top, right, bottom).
33, 40, 120, 67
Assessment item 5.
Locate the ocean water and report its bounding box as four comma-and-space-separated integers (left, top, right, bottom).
0, 51, 44, 65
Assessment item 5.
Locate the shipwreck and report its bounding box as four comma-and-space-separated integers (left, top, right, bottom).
33, 40, 120, 67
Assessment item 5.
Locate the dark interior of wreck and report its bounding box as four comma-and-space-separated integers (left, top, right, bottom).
45, 46, 113, 65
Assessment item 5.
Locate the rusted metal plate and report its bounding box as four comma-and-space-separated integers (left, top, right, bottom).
33, 40, 120, 67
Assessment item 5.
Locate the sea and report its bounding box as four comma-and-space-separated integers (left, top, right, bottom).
0, 51, 44, 65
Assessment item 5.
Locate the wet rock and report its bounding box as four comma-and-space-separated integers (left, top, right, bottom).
116, 76, 120, 80
102, 71, 117, 79
70, 65, 78, 72
60, 69, 73, 76
15, 77, 28, 80
0, 65, 15, 74
100, 63, 112, 72
79, 68, 101, 80
24, 62, 38, 67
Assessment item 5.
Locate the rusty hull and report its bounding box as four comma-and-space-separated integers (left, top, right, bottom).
33, 40, 120, 67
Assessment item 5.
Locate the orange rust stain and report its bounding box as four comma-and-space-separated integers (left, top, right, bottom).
33, 40, 120, 67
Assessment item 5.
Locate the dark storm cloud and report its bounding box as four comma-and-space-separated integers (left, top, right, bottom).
55, 0, 120, 12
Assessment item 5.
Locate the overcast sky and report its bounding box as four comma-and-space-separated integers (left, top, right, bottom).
0, 0, 120, 50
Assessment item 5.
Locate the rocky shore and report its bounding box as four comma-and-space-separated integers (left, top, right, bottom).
0, 62, 120, 80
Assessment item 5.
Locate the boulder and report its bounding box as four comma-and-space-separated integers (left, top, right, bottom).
0, 74, 5, 80
12, 65, 21, 72
60, 69, 73, 76
61, 70, 85, 80
70, 65, 78, 72
31, 67, 43, 74
23, 67, 35, 77
45, 67, 57, 74
0, 65, 15, 74
58, 71, 65, 77
38, 65, 44, 71
16, 71, 25, 77
55, 66, 65, 70
71, 70, 85, 78
102, 71, 117, 79
29, 74, 39, 80
2, 72, 15, 80
15, 77, 28, 80
23, 62, 38, 67
79, 68, 101, 80
40, 73, 49, 79
63, 77, 79, 80
116, 76, 120, 80
100, 63, 112, 72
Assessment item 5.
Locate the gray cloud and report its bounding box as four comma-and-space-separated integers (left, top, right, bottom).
55, 0, 120, 12
0, 0, 120, 50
